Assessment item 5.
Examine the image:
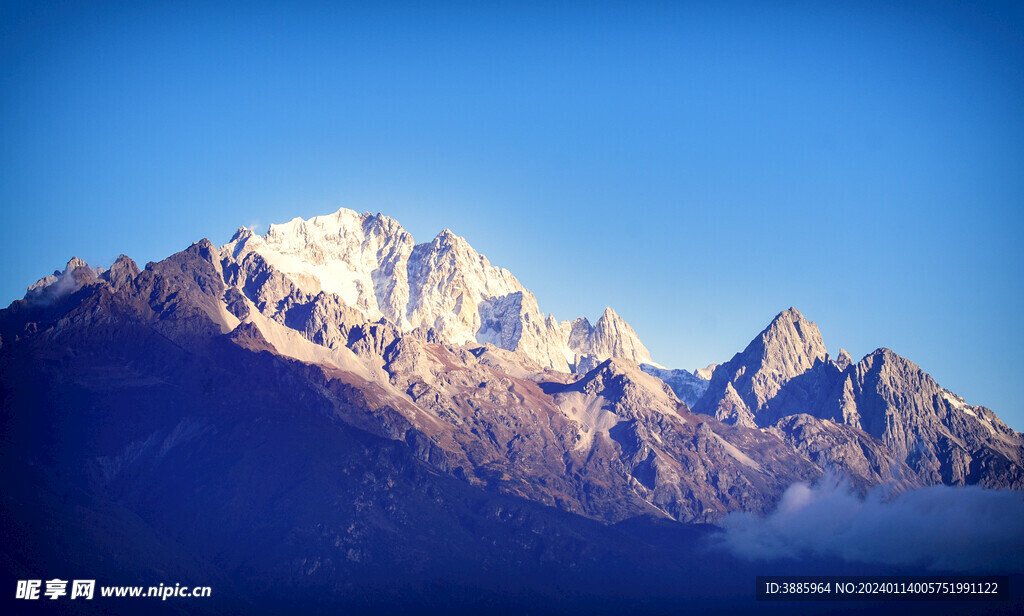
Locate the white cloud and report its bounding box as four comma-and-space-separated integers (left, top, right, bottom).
718, 475, 1024, 572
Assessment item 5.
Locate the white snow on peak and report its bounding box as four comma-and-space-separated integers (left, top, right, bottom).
224, 208, 414, 325
221, 207, 601, 371
941, 389, 997, 435
941, 389, 969, 412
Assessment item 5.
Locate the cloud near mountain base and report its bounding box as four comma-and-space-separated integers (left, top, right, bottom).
717, 475, 1024, 572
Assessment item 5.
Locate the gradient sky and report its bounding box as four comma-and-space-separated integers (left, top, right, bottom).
2, 1, 1022, 428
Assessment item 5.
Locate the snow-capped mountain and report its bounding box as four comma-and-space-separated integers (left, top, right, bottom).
2, 206, 1023, 613
7, 217, 1024, 493
222, 208, 653, 373
11, 209, 1020, 500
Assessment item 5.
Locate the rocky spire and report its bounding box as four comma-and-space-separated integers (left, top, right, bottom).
565, 307, 653, 368
692, 307, 827, 425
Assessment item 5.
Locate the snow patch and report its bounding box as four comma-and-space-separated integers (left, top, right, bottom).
221, 207, 656, 374
942, 390, 996, 435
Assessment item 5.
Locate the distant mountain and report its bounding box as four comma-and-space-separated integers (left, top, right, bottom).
693, 307, 828, 427
566, 306, 655, 368
2, 207, 1022, 613
693, 308, 1023, 490
639, 364, 709, 408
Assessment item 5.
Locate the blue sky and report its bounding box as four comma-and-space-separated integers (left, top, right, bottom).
2, 1, 1022, 428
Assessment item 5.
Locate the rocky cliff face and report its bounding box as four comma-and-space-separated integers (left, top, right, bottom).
565, 307, 654, 369
816, 349, 1024, 488
693, 308, 828, 427
3, 208, 1022, 526
689, 310, 1024, 491
0, 240, 822, 527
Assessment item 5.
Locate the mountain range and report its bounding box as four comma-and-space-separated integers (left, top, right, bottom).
2, 207, 1021, 614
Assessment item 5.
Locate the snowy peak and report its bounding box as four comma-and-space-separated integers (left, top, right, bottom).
406, 226, 526, 346
222, 208, 415, 322
263, 208, 406, 253
219, 207, 588, 370
215, 207, 671, 373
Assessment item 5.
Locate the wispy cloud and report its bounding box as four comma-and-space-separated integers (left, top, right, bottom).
718, 475, 1024, 572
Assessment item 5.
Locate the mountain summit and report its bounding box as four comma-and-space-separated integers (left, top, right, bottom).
693, 309, 1022, 489
222, 208, 657, 373
693, 307, 827, 426
1, 206, 1021, 613
565, 306, 655, 369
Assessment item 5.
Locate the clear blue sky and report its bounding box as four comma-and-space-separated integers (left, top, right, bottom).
2, 1, 1022, 428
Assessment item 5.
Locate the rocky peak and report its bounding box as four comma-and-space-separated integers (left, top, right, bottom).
65, 256, 90, 272
563, 357, 678, 410
101, 254, 140, 291
851, 348, 928, 398
434, 228, 458, 245
812, 346, 1024, 487
23, 257, 99, 303
409, 228, 503, 286
694, 363, 718, 380
740, 307, 826, 390
405, 229, 524, 346
590, 307, 653, 364
567, 317, 592, 350
835, 347, 854, 371
692, 307, 827, 424
230, 226, 254, 242
225, 321, 278, 354
410, 229, 475, 269
565, 307, 653, 367
756, 307, 827, 367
